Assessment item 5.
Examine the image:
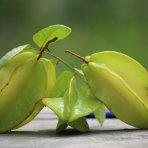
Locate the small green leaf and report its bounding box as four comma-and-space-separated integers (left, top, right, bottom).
69, 117, 89, 132
94, 104, 106, 126
50, 71, 74, 98
0, 44, 31, 68
33, 25, 71, 48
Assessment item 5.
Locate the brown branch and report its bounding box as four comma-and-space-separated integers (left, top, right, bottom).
65, 50, 88, 64
37, 37, 58, 60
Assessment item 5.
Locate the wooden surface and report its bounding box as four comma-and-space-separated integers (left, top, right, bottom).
0, 108, 148, 148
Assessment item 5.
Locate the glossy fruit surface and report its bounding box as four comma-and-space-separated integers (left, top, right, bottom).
0, 51, 56, 133
82, 51, 148, 128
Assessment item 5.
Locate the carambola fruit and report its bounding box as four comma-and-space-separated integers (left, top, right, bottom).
0, 50, 56, 133
82, 51, 148, 128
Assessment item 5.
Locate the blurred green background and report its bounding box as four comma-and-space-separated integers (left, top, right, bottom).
0, 0, 148, 73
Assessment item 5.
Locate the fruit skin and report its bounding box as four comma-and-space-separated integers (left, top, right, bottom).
82, 51, 148, 128
0, 51, 56, 133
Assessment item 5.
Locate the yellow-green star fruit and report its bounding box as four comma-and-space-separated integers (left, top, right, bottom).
0, 49, 56, 133
81, 51, 148, 128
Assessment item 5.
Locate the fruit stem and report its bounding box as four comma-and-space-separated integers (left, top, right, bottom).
46, 49, 87, 84
37, 37, 58, 60
65, 50, 88, 64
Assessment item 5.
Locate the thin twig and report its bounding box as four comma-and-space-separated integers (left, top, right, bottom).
37, 37, 58, 60
65, 50, 88, 64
